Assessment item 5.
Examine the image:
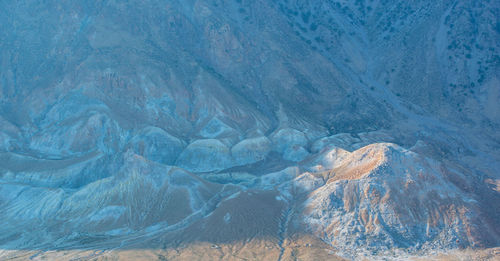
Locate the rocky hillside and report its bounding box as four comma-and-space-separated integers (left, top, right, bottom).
0, 0, 499, 259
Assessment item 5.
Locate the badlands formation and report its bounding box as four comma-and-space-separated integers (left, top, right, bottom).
0, 0, 499, 260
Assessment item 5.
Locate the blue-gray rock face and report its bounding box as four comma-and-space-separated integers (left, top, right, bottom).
231, 136, 271, 166
129, 126, 185, 165
176, 139, 233, 172
0, 0, 499, 259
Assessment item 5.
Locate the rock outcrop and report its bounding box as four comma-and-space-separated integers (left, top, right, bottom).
0, 0, 498, 259
176, 139, 233, 172
298, 144, 499, 257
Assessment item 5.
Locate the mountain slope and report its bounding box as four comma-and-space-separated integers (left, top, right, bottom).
0, 0, 499, 259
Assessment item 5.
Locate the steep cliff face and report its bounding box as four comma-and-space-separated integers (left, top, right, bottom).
0, 0, 499, 259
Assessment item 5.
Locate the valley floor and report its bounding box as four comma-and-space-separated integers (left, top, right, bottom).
0, 244, 498, 261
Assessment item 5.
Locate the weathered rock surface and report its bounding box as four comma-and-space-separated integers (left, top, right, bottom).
300, 143, 498, 257
176, 139, 233, 172
0, 0, 499, 259
231, 136, 271, 166
129, 126, 185, 165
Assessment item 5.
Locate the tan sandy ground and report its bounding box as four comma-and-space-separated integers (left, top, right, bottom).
1, 245, 498, 260
0, 189, 497, 261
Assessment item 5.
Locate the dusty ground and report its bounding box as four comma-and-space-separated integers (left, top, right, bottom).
1, 245, 498, 260
0, 190, 497, 261
0, 236, 344, 261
